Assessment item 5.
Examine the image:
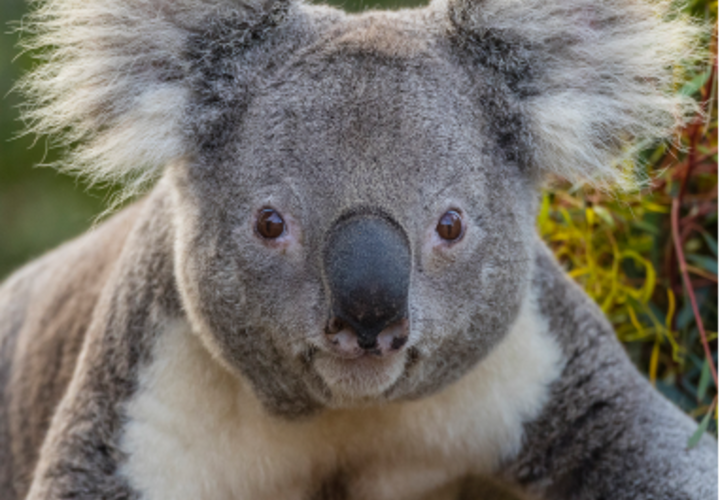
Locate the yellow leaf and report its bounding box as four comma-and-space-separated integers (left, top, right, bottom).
620, 250, 656, 304
643, 202, 671, 213
627, 305, 644, 335
665, 288, 676, 331
568, 268, 590, 278
649, 341, 661, 385
593, 206, 615, 227
537, 193, 551, 231
585, 207, 595, 227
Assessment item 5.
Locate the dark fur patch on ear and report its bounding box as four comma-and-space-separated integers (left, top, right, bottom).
439, 0, 702, 187
184, 1, 304, 159
18, 0, 301, 211
191, 6, 288, 113
449, 22, 539, 99
478, 79, 535, 169
445, 31, 536, 169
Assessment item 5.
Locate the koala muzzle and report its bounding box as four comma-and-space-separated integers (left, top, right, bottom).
324, 214, 411, 351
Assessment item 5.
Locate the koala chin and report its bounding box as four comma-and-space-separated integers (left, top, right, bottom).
0, 0, 717, 499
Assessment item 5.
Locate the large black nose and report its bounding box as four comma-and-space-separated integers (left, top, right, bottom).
324, 214, 411, 349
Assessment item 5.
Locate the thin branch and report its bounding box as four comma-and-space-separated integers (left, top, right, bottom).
670, 52, 719, 387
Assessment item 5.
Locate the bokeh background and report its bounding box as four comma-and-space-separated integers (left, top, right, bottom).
0, 0, 717, 439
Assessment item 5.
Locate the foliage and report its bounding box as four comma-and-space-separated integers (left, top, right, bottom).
538, 0, 718, 437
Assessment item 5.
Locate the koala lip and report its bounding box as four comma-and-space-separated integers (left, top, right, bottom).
324, 319, 409, 360
314, 320, 410, 400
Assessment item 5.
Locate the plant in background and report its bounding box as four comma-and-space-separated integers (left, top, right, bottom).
538, 0, 718, 443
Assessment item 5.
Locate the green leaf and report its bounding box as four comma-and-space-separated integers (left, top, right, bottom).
631, 219, 660, 235
686, 254, 718, 275
592, 206, 615, 228
679, 67, 712, 97
669, 181, 681, 198
677, 297, 695, 330
701, 232, 718, 257
687, 405, 713, 449
697, 359, 711, 401
537, 193, 550, 229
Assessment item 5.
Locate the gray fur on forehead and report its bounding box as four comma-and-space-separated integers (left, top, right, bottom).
190, 9, 534, 173
19, 0, 701, 202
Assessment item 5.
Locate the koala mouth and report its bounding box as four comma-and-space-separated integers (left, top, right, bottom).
309, 320, 411, 403
312, 350, 408, 403
324, 319, 409, 360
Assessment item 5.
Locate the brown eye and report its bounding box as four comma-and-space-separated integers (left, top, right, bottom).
436, 210, 463, 241
256, 208, 285, 239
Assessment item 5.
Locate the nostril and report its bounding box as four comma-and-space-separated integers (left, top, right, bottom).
377, 319, 409, 353
325, 317, 380, 353
325, 316, 408, 357
390, 336, 408, 350
326, 315, 381, 347
325, 317, 347, 335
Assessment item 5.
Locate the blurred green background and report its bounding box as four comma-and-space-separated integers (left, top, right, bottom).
1, 0, 717, 437
1, 0, 110, 279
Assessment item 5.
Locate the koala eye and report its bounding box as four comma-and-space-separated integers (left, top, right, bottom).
256, 208, 286, 239
436, 210, 463, 241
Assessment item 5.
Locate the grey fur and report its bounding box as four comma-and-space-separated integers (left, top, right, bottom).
1, 0, 716, 498
502, 244, 718, 499
16, 192, 180, 500
0, 204, 142, 498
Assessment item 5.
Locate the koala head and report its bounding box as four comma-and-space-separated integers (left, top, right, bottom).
20, 0, 698, 415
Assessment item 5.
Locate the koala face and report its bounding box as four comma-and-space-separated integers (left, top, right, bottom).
172, 12, 538, 415
21, 0, 692, 417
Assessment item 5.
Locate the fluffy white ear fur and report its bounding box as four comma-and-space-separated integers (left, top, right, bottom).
440, 0, 703, 188
19, 0, 703, 195
17, 0, 283, 199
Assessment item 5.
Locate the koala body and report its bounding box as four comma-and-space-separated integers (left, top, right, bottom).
0, 0, 717, 499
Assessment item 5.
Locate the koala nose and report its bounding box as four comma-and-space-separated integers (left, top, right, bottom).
324, 214, 411, 350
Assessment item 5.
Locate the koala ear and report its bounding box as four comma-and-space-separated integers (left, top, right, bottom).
18, 0, 291, 197
440, 0, 702, 187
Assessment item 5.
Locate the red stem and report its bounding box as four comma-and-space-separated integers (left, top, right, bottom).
669, 49, 718, 387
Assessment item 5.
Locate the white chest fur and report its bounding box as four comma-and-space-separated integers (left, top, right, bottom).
119, 295, 563, 500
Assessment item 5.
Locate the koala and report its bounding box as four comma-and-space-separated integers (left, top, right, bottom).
0, 0, 717, 499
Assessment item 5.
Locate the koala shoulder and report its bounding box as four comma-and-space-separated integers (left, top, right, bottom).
0, 201, 142, 499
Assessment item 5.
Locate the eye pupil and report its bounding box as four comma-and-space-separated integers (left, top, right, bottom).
257, 209, 285, 239
437, 210, 463, 241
